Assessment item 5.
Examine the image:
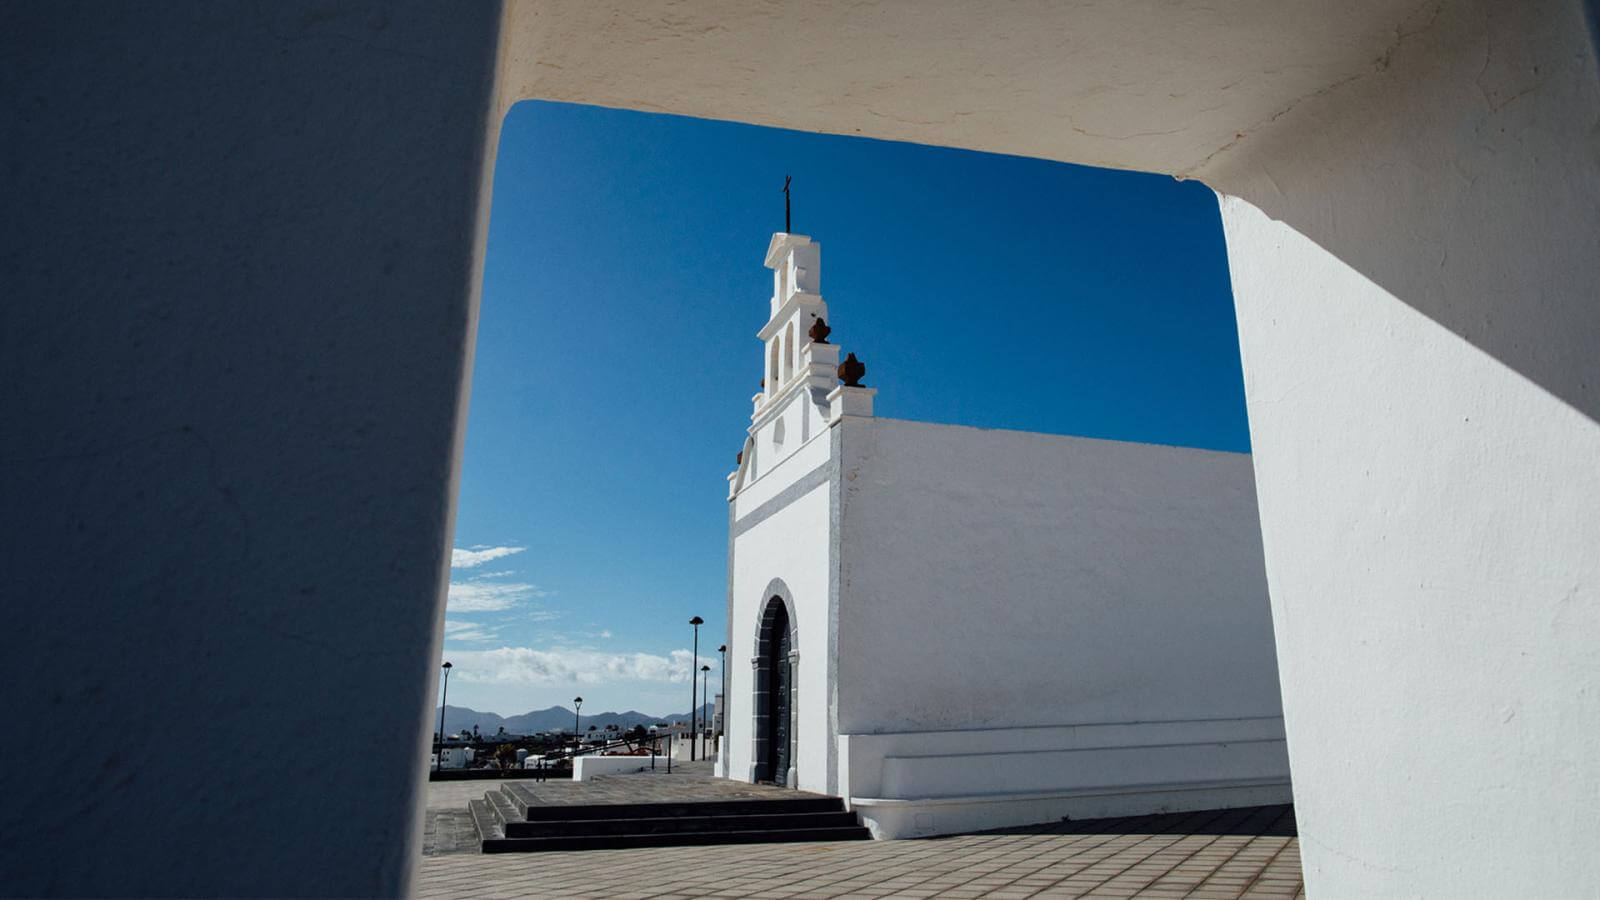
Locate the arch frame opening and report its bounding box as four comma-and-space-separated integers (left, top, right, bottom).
750, 580, 799, 786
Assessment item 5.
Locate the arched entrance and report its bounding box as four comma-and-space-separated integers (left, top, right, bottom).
752, 592, 797, 786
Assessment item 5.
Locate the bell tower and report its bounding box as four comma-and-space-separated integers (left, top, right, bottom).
757, 233, 835, 403
730, 230, 876, 495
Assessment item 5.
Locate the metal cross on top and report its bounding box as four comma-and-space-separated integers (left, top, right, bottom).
783, 175, 792, 233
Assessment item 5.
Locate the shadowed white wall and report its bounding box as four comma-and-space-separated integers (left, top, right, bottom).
1212, 3, 1600, 893
2, 3, 502, 895
1223, 202, 1600, 895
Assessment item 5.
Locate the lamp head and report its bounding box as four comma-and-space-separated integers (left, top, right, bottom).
441, 661, 452, 670
689, 616, 704, 626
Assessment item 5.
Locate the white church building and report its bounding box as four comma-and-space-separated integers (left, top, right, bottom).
721, 231, 1292, 839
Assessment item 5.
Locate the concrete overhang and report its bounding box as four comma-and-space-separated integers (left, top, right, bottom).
497, 0, 1431, 182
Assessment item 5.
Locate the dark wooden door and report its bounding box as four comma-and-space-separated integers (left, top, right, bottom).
768, 605, 792, 785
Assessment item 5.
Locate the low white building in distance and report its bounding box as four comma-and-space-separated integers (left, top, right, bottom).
723, 231, 1290, 839
434, 746, 474, 770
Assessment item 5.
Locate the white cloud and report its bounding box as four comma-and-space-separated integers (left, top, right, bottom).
447, 647, 716, 686
443, 619, 500, 643
451, 546, 525, 568
446, 580, 551, 613
599, 629, 613, 639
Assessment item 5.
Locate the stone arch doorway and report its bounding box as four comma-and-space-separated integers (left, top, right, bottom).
752, 587, 798, 786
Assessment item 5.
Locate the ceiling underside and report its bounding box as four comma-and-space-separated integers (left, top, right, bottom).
500, 0, 1434, 180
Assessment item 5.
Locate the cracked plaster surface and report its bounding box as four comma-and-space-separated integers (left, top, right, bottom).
497, 0, 1422, 177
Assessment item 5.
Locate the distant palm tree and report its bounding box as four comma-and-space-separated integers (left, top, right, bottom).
494, 744, 517, 770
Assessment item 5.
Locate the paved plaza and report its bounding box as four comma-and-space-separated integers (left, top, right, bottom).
418, 771, 1304, 898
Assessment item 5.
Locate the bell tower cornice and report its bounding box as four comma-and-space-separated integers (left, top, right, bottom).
764, 232, 809, 268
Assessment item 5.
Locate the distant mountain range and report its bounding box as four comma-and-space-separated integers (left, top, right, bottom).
434, 703, 716, 738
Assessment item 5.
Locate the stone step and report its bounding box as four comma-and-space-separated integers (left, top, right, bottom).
504, 810, 862, 839
499, 782, 540, 817
481, 824, 872, 854
515, 796, 846, 822
486, 789, 521, 828
467, 798, 502, 842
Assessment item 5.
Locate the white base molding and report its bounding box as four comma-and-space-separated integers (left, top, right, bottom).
850, 777, 1292, 839
836, 717, 1293, 839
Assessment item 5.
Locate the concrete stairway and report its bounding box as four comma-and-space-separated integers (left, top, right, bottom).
469, 783, 871, 852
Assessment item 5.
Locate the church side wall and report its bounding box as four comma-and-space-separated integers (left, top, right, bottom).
833, 417, 1287, 834
836, 417, 1281, 732
727, 471, 834, 794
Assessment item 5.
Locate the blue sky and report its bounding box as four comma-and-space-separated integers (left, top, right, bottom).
440, 100, 1248, 718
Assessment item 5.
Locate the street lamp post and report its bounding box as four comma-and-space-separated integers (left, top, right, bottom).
572, 696, 583, 751
717, 644, 727, 747
689, 616, 703, 761
700, 664, 711, 760
436, 661, 452, 773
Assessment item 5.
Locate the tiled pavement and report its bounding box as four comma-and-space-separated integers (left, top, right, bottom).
418, 773, 1304, 899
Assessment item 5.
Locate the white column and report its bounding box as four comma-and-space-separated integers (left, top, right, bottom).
2, 4, 503, 895
1215, 4, 1600, 894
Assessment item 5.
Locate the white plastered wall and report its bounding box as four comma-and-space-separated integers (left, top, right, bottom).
836, 418, 1280, 731
1225, 201, 1600, 894
1210, 4, 1600, 891
834, 418, 1288, 836
728, 434, 835, 793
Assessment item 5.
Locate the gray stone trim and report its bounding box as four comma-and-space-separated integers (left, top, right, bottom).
750, 583, 799, 787
730, 459, 835, 539
724, 499, 735, 780
825, 422, 843, 796
758, 579, 799, 652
